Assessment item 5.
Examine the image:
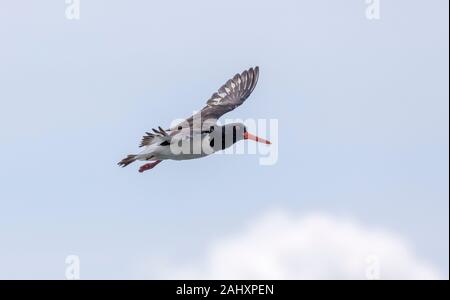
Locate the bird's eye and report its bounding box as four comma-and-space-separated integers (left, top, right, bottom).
209, 126, 215, 132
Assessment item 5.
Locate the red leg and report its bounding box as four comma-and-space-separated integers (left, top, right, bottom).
139, 160, 162, 173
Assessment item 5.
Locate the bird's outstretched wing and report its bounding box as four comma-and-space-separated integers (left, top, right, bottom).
171, 66, 260, 131
139, 67, 260, 147
202, 66, 260, 120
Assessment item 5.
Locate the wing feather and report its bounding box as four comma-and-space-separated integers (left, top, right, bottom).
204, 66, 259, 119
169, 66, 260, 132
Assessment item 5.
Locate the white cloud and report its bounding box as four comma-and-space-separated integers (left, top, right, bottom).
162, 211, 441, 280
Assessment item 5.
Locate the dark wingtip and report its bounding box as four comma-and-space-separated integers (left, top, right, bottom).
253, 66, 260, 76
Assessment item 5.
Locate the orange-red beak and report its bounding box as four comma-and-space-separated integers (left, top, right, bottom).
244, 132, 271, 144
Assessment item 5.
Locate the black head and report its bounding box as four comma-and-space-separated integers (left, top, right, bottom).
209, 123, 271, 151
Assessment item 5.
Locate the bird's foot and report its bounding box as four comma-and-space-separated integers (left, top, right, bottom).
138, 160, 161, 173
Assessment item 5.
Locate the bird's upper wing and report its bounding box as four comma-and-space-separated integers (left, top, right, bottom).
170, 66, 260, 132
202, 66, 260, 120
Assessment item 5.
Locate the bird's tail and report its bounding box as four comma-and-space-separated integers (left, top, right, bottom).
118, 154, 138, 167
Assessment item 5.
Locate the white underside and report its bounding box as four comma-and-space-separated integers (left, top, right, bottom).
136, 134, 214, 161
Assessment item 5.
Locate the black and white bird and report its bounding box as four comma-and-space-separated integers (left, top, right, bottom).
118, 66, 271, 172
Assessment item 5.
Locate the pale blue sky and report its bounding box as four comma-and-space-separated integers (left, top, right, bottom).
0, 0, 448, 279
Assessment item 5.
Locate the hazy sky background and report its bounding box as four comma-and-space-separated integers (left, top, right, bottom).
0, 0, 448, 279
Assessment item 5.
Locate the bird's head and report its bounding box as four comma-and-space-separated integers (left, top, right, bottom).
223, 123, 271, 145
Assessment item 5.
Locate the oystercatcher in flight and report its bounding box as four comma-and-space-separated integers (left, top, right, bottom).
118, 66, 271, 172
